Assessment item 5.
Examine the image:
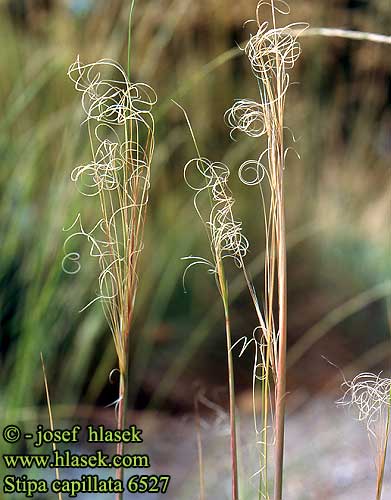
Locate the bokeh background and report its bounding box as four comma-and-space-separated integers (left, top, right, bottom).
0, 0, 390, 498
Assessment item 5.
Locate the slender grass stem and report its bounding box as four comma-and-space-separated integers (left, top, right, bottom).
127, 0, 136, 78
177, 94, 243, 500
116, 368, 128, 500
116, 3, 136, 498
376, 416, 389, 500
223, 302, 239, 500
194, 394, 205, 500
288, 281, 391, 369
218, 262, 239, 500
375, 365, 391, 500
273, 182, 287, 500
297, 28, 391, 45
67, 9, 156, 492
41, 353, 62, 500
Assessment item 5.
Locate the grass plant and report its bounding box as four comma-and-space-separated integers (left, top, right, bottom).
0, 1, 390, 498
225, 1, 306, 497
178, 102, 250, 499
65, 14, 156, 493
338, 372, 391, 500
40, 353, 62, 500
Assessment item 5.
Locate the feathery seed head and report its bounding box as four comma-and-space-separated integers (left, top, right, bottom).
225, 99, 267, 139
337, 372, 391, 436
184, 157, 249, 272
68, 56, 156, 125
64, 57, 156, 372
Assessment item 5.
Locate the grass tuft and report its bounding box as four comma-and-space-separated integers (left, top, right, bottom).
65, 54, 156, 499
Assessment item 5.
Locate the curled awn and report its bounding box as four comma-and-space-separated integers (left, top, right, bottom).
225, 2, 307, 498
64, 56, 156, 498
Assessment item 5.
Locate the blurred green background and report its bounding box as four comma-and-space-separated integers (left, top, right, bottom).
0, 0, 390, 428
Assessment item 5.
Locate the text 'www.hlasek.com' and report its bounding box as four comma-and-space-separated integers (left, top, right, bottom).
2, 424, 171, 497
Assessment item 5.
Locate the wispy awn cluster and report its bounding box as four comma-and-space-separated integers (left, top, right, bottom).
338, 372, 391, 437
184, 157, 249, 277
63, 57, 156, 375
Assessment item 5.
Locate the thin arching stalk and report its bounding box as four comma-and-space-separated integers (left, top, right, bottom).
338, 373, 391, 500
194, 393, 205, 500
65, 5, 156, 500
375, 343, 391, 500
376, 407, 389, 500
274, 173, 287, 500
41, 353, 63, 500
225, 2, 306, 497
116, 353, 129, 497
178, 102, 242, 500
219, 263, 239, 500
297, 27, 391, 45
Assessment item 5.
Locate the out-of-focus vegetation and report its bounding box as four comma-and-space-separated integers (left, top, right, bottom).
0, 0, 390, 429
